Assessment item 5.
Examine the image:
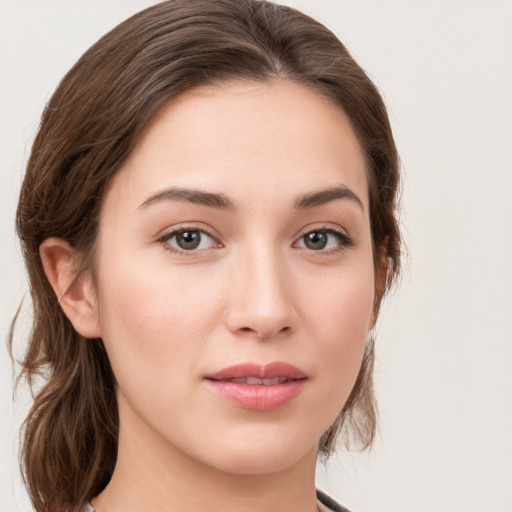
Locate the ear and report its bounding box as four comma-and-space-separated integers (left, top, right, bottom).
376, 256, 390, 297
369, 253, 390, 331
39, 237, 102, 339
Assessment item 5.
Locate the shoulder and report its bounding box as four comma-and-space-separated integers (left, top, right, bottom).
316, 489, 355, 512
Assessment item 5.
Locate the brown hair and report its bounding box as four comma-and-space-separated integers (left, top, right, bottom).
11, 1, 401, 510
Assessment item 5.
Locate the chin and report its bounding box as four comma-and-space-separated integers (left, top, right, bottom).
194, 431, 319, 476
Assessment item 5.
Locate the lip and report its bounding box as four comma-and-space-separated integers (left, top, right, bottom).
204, 362, 307, 411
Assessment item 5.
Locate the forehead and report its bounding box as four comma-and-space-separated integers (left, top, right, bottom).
104, 79, 368, 214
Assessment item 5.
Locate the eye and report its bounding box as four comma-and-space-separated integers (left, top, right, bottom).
295, 229, 353, 251
160, 228, 218, 252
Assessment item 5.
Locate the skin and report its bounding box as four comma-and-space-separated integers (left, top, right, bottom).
41, 80, 378, 512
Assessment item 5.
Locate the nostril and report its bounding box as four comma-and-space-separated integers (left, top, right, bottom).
259, 326, 293, 338
235, 325, 292, 338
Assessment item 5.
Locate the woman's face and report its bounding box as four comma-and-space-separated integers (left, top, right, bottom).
93, 80, 376, 475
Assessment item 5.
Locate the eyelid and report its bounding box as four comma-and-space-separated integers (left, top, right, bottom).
154, 222, 354, 255
155, 224, 223, 254
293, 224, 354, 251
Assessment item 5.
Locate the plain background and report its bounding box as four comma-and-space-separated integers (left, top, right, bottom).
1, 1, 511, 511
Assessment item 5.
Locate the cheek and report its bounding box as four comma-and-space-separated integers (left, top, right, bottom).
301, 269, 375, 343
299, 270, 375, 405
95, 256, 221, 387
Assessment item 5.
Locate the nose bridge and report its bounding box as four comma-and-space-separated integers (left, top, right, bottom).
225, 239, 296, 338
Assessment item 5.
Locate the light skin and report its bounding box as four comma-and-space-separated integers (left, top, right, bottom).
41, 80, 380, 512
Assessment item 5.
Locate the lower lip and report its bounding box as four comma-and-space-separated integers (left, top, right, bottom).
205, 379, 306, 411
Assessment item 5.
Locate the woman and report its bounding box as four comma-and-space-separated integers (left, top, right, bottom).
11, 0, 401, 511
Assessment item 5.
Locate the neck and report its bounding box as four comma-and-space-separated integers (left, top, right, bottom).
92, 399, 319, 512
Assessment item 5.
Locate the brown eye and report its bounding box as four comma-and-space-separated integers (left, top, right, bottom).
296, 229, 353, 251
176, 231, 201, 250
303, 231, 328, 250
164, 229, 216, 252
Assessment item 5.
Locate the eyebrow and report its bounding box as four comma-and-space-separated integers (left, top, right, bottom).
139, 187, 234, 210
139, 184, 364, 212
294, 185, 364, 211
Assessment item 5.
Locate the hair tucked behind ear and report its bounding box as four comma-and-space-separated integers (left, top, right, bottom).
10, 0, 401, 510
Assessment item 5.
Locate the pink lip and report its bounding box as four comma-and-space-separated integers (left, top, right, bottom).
204, 362, 307, 411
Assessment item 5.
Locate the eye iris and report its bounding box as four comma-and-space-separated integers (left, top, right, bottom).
176, 231, 201, 250
304, 231, 328, 250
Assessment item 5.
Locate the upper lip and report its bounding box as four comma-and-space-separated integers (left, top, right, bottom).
206, 361, 307, 381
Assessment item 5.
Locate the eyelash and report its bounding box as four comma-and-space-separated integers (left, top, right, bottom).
156, 225, 354, 255
294, 227, 354, 254
156, 226, 220, 255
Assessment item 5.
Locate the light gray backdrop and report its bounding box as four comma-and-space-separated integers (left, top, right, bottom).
1, 1, 511, 511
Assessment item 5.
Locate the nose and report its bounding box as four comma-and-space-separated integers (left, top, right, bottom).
224, 246, 298, 339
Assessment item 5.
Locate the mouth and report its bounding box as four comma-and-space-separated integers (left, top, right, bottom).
204, 362, 307, 411
205, 361, 307, 381
218, 376, 291, 385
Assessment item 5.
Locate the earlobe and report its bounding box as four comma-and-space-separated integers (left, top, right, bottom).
39, 237, 102, 339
